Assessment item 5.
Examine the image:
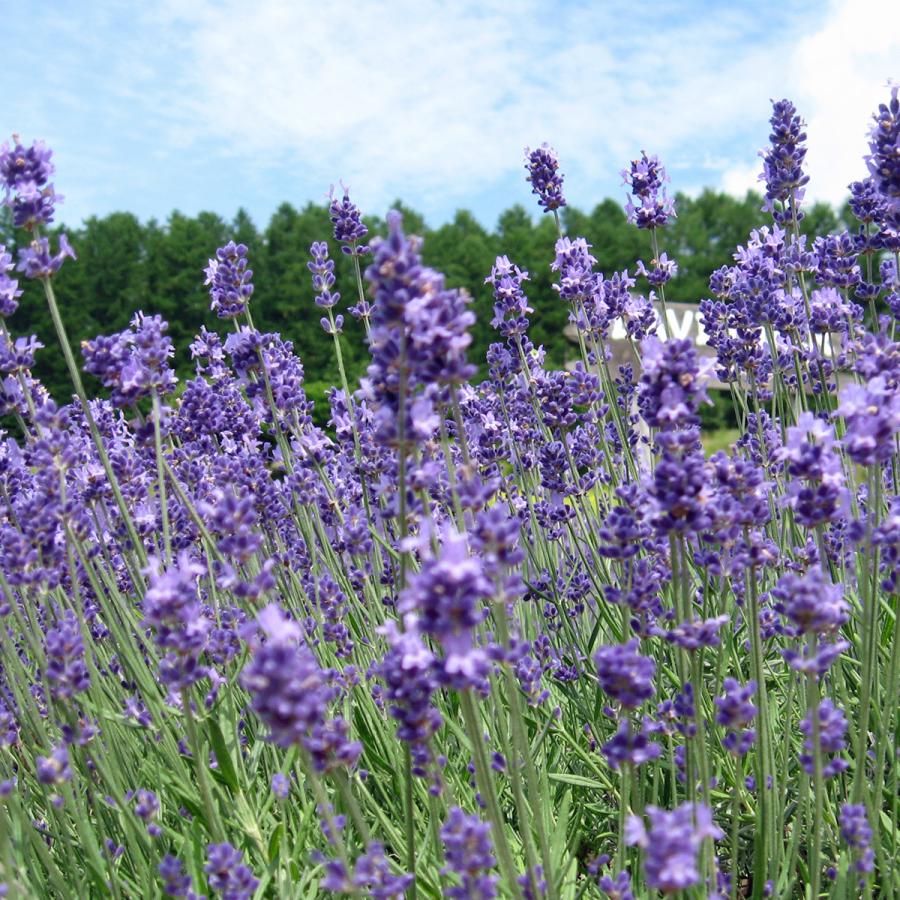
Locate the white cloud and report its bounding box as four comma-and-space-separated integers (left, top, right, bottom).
718, 0, 900, 206
791, 0, 899, 203
720, 162, 761, 198
138, 0, 826, 217
10, 0, 897, 225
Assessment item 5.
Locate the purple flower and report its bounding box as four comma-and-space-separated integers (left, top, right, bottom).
714, 678, 757, 756
808, 286, 859, 334
814, 231, 860, 289
486, 255, 532, 338
0, 245, 22, 316
866, 84, 900, 212
0, 334, 43, 375
308, 241, 340, 309
321, 843, 412, 898
598, 870, 635, 900
518, 866, 546, 900
16, 234, 76, 279
329, 183, 369, 254
601, 717, 662, 770
771, 568, 848, 635
45, 611, 90, 702
839, 803, 875, 875
0, 137, 60, 228
399, 529, 492, 689
776, 413, 847, 529
525, 144, 566, 213
594, 639, 656, 708
626, 803, 723, 894
240, 603, 361, 771
364, 211, 476, 445
661, 615, 729, 651
551, 237, 599, 304
376, 617, 442, 784
142, 553, 211, 690
82, 312, 177, 406
271, 773, 290, 800
441, 807, 498, 899
205, 843, 258, 900
838, 376, 900, 465
782, 638, 849, 676
622, 152, 675, 229
135, 789, 161, 835
636, 252, 678, 286
198, 488, 263, 563
36, 745, 71, 785
799, 699, 849, 779
158, 856, 198, 898
204, 241, 254, 319
638, 337, 712, 430
759, 99, 809, 224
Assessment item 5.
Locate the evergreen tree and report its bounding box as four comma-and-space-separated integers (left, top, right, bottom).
0, 190, 848, 404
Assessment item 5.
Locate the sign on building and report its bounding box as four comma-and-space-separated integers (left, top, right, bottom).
564, 300, 841, 392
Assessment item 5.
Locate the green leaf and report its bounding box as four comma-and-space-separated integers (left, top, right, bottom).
207, 717, 240, 793
547, 773, 607, 790
268, 822, 284, 864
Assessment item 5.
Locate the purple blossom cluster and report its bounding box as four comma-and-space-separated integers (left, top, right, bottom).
626, 803, 723, 893
0, 245, 22, 317
364, 211, 476, 445
399, 529, 492, 689
593, 640, 656, 709
329, 183, 370, 255
240, 604, 361, 772
204, 241, 254, 320
0, 136, 59, 229
441, 807, 498, 899
525, 144, 566, 213
759, 99, 809, 224
82, 311, 177, 407
622, 152, 675, 229
714, 678, 757, 756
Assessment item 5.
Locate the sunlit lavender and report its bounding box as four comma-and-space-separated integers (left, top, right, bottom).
0, 87, 898, 899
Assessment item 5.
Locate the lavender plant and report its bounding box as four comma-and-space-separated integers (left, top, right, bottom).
0, 88, 898, 900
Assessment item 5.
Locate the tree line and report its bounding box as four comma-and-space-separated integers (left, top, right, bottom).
0, 191, 849, 406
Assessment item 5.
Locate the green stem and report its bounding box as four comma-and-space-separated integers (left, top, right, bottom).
730, 756, 743, 900
151, 390, 171, 562
459, 691, 523, 899
746, 560, 776, 896
39, 271, 147, 568
805, 635, 823, 900
181, 689, 224, 842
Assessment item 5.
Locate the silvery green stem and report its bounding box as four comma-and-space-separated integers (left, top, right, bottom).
39, 272, 148, 569
182, 689, 224, 843
804, 634, 824, 900
650, 228, 671, 341
459, 690, 524, 900
151, 389, 171, 563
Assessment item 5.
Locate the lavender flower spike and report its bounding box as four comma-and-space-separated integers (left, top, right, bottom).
759, 99, 809, 224
329, 182, 369, 255
525, 143, 566, 213
0, 245, 22, 316
866, 83, 900, 212
204, 241, 254, 319
0, 136, 61, 229
626, 802, 723, 894
622, 152, 675, 229
594, 639, 656, 708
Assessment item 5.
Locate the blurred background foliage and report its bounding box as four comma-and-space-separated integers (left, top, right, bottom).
0, 191, 848, 431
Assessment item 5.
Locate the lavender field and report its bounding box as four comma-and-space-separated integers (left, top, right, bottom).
0, 87, 898, 899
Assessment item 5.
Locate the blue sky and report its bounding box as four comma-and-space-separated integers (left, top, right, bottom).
5, 0, 899, 231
